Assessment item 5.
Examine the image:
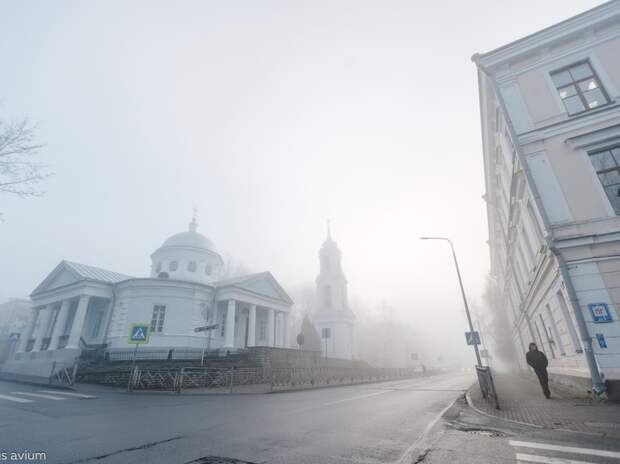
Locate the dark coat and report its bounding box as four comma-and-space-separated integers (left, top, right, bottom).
526, 349, 548, 371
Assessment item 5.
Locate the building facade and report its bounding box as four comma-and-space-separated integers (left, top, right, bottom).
314, 226, 357, 360
1, 217, 293, 380
474, 2, 620, 393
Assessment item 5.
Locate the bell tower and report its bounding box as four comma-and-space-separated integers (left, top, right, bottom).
316, 221, 348, 314
314, 221, 356, 359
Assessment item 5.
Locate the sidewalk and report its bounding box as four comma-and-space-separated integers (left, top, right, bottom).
468, 372, 620, 437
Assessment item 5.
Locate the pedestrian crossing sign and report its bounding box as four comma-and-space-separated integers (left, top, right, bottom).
128, 323, 150, 345
465, 331, 481, 346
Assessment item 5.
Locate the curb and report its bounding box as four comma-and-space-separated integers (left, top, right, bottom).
464, 388, 543, 429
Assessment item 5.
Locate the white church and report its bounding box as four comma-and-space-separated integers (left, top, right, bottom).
313, 225, 357, 360
1, 216, 293, 380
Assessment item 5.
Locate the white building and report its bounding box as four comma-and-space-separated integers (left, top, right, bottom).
314, 225, 357, 360
474, 2, 620, 393
1, 217, 293, 380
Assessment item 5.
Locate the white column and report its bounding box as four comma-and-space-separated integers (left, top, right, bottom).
267, 308, 275, 347
224, 299, 236, 349
282, 312, 289, 348
50, 300, 70, 350
247, 304, 256, 347
18, 308, 39, 352
33, 307, 53, 351
66, 295, 90, 349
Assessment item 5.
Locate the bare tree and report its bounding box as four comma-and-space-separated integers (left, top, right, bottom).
0, 117, 48, 200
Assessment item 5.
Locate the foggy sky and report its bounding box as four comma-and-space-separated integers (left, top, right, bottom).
0, 0, 604, 364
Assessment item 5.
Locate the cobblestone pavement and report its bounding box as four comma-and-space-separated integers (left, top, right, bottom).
469, 372, 620, 437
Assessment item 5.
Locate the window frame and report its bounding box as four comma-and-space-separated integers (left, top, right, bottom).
588, 145, 620, 214
550, 60, 611, 116
150, 304, 166, 333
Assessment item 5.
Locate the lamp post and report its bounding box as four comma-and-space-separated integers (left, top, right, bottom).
420, 236, 482, 367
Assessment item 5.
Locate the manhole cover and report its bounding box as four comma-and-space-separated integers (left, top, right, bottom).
467, 429, 507, 437
186, 457, 257, 464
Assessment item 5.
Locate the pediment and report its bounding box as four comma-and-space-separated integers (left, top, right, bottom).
31, 262, 81, 296
218, 272, 293, 304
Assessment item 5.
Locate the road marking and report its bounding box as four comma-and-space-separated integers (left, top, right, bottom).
38, 390, 96, 399
289, 390, 392, 414
0, 394, 34, 403
394, 396, 459, 464
510, 441, 620, 459
516, 453, 596, 464
321, 390, 391, 407
12, 392, 68, 400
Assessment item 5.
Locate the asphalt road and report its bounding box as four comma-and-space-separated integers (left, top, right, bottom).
2, 373, 620, 464
0, 372, 473, 464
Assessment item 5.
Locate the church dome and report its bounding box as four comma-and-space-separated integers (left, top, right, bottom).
150, 215, 223, 283
161, 229, 215, 251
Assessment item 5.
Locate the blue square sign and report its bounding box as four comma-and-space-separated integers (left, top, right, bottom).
588, 303, 613, 323
465, 331, 481, 346
596, 333, 608, 349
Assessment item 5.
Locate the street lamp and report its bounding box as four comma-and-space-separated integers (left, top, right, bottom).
420, 236, 483, 367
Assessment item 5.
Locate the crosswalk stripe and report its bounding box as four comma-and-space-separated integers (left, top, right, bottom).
510, 440, 620, 459
0, 394, 34, 403
11, 392, 68, 401
38, 390, 96, 399
516, 452, 597, 464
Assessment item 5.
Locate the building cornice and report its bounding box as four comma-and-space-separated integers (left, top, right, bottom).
473, 1, 620, 69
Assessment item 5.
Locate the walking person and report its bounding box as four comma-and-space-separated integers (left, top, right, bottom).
526, 342, 551, 398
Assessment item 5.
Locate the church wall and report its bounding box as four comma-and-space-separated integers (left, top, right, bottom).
106, 279, 215, 349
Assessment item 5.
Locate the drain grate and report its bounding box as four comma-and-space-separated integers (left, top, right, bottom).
186, 456, 258, 464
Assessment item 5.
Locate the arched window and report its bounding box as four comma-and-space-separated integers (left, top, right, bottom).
169, 261, 178, 271
188, 261, 197, 272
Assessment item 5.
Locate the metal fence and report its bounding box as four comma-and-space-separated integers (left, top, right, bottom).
119, 366, 426, 393
48, 361, 78, 386
476, 365, 500, 410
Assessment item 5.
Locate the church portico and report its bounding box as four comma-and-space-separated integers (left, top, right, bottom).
1, 216, 293, 381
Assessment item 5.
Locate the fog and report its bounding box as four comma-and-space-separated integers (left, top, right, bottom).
0, 0, 603, 368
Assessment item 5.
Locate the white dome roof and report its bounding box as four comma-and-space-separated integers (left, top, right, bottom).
159, 218, 216, 252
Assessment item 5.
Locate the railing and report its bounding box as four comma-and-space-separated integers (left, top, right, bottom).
476, 365, 500, 410
108, 348, 210, 361
270, 367, 424, 390
119, 366, 426, 393
49, 361, 78, 386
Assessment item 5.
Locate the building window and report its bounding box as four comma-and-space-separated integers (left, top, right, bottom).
321, 327, 331, 339
324, 286, 331, 308
205, 264, 212, 275
259, 319, 267, 341
588, 147, 620, 213
150, 305, 166, 333
220, 309, 227, 337
188, 261, 197, 272
169, 261, 178, 272
91, 310, 104, 338
551, 61, 610, 115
